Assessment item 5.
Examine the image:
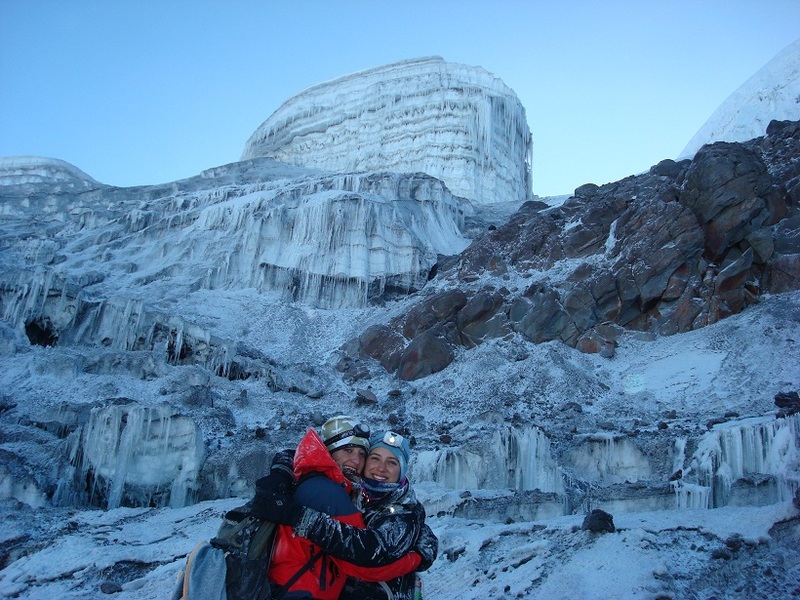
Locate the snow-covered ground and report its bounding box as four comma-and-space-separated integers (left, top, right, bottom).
1, 291, 798, 599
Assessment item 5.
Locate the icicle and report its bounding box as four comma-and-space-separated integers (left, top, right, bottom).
682, 414, 800, 508
413, 426, 564, 493
64, 403, 205, 510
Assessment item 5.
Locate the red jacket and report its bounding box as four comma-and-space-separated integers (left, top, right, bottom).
267, 429, 420, 599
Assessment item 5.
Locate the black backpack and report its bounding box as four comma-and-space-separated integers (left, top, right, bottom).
211, 501, 277, 600
174, 500, 321, 600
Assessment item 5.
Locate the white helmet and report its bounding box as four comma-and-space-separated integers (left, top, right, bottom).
320, 415, 370, 452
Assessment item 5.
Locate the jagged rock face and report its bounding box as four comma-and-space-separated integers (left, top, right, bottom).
340, 120, 800, 381
242, 57, 533, 205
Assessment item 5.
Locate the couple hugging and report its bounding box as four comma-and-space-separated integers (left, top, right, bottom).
252, 415, 438, 599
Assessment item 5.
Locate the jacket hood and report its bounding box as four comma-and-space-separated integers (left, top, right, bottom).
293, 428, 352, 493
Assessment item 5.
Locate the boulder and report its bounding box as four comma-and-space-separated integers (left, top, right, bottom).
397, 328, 455, 381
456, 290, 509, 348
401, 289, 467, 339
775, 390, 800, 418
581, 509, 616, 533
510, 285, 577, 345
359, 324, 406, 373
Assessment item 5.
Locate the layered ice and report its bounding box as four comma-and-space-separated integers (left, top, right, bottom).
564, 434, 652, 484
242, 57, 533, 204
0, 161, 473, 371
413, 426, 564, 494
0, 156, 101, 189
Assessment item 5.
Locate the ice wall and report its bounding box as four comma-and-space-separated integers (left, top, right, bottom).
0, 164, 472, 366
413, 426, 564, 494
564, 434, 652, 484
242, 57, 533, 204
54, 403, 205, 509
674, 415, 800, 509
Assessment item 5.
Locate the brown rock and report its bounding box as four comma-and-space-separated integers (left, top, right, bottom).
456, 290, 508, 348
359, 324, 406, 372
397, 328, 454, 381
355, 388, 378, 405
401, 289, 467, 339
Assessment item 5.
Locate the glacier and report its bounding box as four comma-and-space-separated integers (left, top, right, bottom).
0, 157, 472, 320
242, 57, 533, 205
679, 38, 800, 159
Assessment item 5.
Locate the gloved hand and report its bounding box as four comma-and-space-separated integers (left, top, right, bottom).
250, 471, 304, 525
270, 448, 295, 480
414, 523, 438, 571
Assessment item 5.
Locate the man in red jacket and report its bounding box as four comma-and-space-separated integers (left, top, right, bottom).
263, 417, 422, 599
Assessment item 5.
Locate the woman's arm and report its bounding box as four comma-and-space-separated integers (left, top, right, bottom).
294, 503, 424, 567
337, 551, 422, 581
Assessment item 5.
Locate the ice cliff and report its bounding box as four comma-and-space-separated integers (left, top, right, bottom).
0, 156, 470, 311
242, 57, 533, 205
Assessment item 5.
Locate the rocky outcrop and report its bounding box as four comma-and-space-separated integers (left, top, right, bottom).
582, 509, 616, 533
340, 120, 800, 380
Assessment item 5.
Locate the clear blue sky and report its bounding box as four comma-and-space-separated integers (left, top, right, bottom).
1, 0, 798, 197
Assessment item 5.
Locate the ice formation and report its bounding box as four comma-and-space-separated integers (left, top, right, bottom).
0, 156, 100, 188
242, 57, 533, 204
413, 426, 564, 494
679, 38, 800, 159
674, 414, 800, 509
54, 403, 205, 509
413, 415, 800, 518
561, 434, 651, 484
0, 160, 472, 358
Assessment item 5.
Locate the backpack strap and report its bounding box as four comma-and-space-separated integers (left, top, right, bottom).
270, 548, 324, 600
